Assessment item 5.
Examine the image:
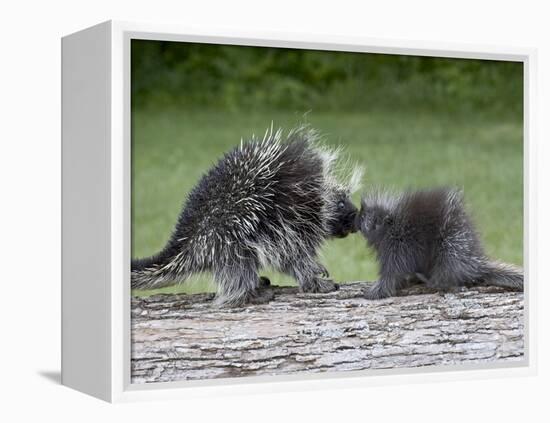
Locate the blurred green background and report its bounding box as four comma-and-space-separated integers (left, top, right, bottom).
131, 40, 523, 297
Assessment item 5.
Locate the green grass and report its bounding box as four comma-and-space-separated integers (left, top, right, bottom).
131, 108, 523, 297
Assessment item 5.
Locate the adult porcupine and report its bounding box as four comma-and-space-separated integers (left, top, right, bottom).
132, 125, 362, 307
355, 187, 523, 299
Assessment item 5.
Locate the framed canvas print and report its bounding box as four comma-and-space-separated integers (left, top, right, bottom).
61, 20, 537, 402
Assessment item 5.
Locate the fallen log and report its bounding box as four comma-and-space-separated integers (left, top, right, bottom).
131, 282, 524, 384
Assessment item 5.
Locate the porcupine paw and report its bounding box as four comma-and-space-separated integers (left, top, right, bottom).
302, 278, 340, 293
258, 276, 271, 288
363, 283, 393, 300
214, 287, 274, 308
404, 272, 429, 286
248, 286, 275, 305
246, 276, 275, 304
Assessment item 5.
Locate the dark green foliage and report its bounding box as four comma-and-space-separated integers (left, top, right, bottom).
131, 40, 523, 115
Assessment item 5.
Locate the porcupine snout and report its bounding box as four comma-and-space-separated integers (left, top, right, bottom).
331, 198, 359, 238
346, 208, 359, 234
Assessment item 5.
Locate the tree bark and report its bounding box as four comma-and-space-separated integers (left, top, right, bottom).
131, 282, 524, 384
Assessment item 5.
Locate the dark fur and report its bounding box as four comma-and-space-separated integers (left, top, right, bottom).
355, 187, 523, 299
132, 126, 360, 307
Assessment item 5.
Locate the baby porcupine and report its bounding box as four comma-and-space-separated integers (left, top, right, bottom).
355, 187, 523, 299
132, 125, 363, 307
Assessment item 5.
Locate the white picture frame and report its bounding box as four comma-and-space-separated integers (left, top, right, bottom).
61, 20, 537, 403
